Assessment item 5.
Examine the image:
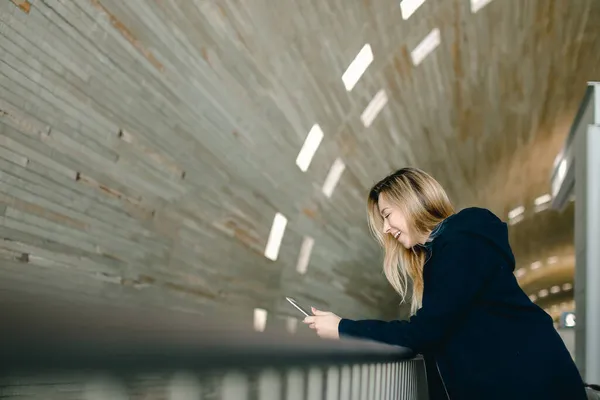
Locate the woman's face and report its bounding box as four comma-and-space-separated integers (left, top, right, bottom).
378, 194, 417, 249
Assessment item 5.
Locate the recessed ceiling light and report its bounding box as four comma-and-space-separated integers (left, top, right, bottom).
470, 0, 493, 13
296, 236, 315, 275
529, 294, 537, 302
550, 285, 561, 294
296, 124, 324, 172
264, 213, 287, 261
322, 158, 346, 198
410, 28, 441, 66
565, 313, 576, 327
254, 308, 268, 332
508, 206, 525, 220
562, 283, 573, 291
534, 194, 552, 206
547, 256, 559, 264
515, 269, 526, 278
342, 44, 374, 92
360, 89, 388, 127
538, 289, 549, 298
400, 0, 426, 20
530, 261, 542, 270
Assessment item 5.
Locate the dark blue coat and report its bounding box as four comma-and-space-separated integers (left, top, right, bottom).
338, 207, 586, 400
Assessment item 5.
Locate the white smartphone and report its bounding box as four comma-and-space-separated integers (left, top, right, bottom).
285, 297, 311, 317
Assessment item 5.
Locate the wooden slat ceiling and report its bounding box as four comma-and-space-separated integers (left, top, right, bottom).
0, 0, 599, 324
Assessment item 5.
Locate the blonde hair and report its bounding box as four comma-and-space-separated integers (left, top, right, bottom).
367, 168, 455, 314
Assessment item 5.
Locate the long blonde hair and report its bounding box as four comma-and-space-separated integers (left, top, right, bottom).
367, 168, 455, 314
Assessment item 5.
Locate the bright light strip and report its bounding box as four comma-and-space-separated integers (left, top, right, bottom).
322, 158, 346, 198
264, 213, 288, 261
253, 308, 268, 332
553, 159, 568, 197
296, 124, 324, 172
410, 28, 441, 66
515, 268, 526, 278
534, 194, 552, 206
400, 0, 426, 20
360, 89, 388, 127
550, 285, 561, 294
296, 236, 315, 275
508, 206, 525, 220
530, 261, 542, 270
547, 256, 559, 264
562, 283, 573, 291
538, 289, 549, 298
342, 44, 373, 91
470, 0, 493, 13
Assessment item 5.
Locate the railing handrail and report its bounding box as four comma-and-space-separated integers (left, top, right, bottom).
0, 292, 416, 374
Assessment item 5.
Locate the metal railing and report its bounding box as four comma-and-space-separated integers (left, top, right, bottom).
0, 293, 428, 399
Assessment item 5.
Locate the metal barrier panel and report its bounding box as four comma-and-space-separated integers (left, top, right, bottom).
0, 359, 427, 400
0, 294, 429, 400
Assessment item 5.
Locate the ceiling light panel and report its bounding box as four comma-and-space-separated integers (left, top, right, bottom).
254, 308, 268, 332
322, 158, 346, 198
342, 44, 374, 92
470, 0, 493, 13
296, 236, 315, 275
264, 213, 287, 261
411, 28, 441, 66
534, 194, 552, 206
508, 206, 525, 220
400, 0, 426, 20
296, 124, 324, 172
360, 89, 388, 127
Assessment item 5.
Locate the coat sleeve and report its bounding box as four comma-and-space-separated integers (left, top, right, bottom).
338, 234, 502, 353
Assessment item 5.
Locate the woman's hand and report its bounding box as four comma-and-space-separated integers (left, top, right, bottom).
303, 307, 342, 339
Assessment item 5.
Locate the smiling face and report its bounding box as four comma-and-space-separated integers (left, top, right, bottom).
377, 193, 417, 249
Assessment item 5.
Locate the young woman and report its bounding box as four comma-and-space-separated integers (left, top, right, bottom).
303, 167, 586, 400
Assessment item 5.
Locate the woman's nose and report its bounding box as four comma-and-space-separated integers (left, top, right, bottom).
382, 219, 391, 233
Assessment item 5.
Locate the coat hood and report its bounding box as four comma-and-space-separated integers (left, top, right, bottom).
431, 207, 516, 271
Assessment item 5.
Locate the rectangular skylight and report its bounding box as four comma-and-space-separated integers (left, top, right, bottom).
296, 236, 315, 275
264, 213, 287, 261
253, 308, 268, 332
296, 124, 324, 172
410, 28, 441, 66
400, 0, 426, 20
470, 0, 493, 13
360, 89, 388, 127
534, 194, 552, 206
342, 44, 373, 92
322, 158, 346, 198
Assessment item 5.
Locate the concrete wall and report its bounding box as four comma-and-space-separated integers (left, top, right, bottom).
0, 0, 403, 329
